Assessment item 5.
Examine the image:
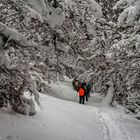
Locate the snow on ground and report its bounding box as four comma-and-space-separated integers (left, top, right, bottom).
49, 77, 103, 106
0, 95, 103, 140
0, 78, 140, 140
48, 78, 77, 102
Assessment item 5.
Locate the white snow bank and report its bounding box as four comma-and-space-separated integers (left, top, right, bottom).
49, 79, 77, 102
96, 107, 140, 140
0, 94, 140, 140
0, 79, 140, 140
0, 95, 103, 140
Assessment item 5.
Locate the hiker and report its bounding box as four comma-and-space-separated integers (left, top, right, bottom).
89, 79, 94, 93
72, 77, 80, 91
78, 83, 86, 104
72, 77, 77, 88
81, 80, 89, 102
75, 81, 81, 92
86, 79, 93, 97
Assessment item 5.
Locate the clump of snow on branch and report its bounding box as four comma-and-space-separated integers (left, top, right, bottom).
26, 0, 47, 16
26, 5, 44, 23
48, 8, 65, 28
0, 23, 30, 46
114, 0, 140, 27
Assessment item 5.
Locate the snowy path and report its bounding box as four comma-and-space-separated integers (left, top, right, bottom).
49, 79, 103, 106
96, 108, 136, 140
0, 96, 103, 140
47, 79, 140, 140
0, 79, 140, 140
0, 95, 139, 140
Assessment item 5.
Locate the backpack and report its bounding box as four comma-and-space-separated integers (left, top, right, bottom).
80, 83, 86, 93
79, 88, 85, 96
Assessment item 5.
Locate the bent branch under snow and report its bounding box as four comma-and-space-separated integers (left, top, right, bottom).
0, 22, 30, 47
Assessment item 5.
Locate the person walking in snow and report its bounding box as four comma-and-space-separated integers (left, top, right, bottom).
72, 77, 81, 91
75, 81, 81, 92
82, 80, 93, 102
78, 83, 86, 104
89, 79, 94, 93
86, 79, 94, 98
81, 80, 89, 102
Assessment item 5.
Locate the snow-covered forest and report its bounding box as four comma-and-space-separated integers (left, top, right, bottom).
0, 0, 140, 139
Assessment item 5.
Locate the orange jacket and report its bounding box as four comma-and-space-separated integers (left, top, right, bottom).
79, 88, 85, 96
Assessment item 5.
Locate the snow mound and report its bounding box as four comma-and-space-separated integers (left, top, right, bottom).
48, 8, 65, 28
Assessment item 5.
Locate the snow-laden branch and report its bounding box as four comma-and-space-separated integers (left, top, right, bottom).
0, 23, 30, 47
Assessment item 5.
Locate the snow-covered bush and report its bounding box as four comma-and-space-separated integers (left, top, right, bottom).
113, 0, 140, 27
48, 7, 65, 28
